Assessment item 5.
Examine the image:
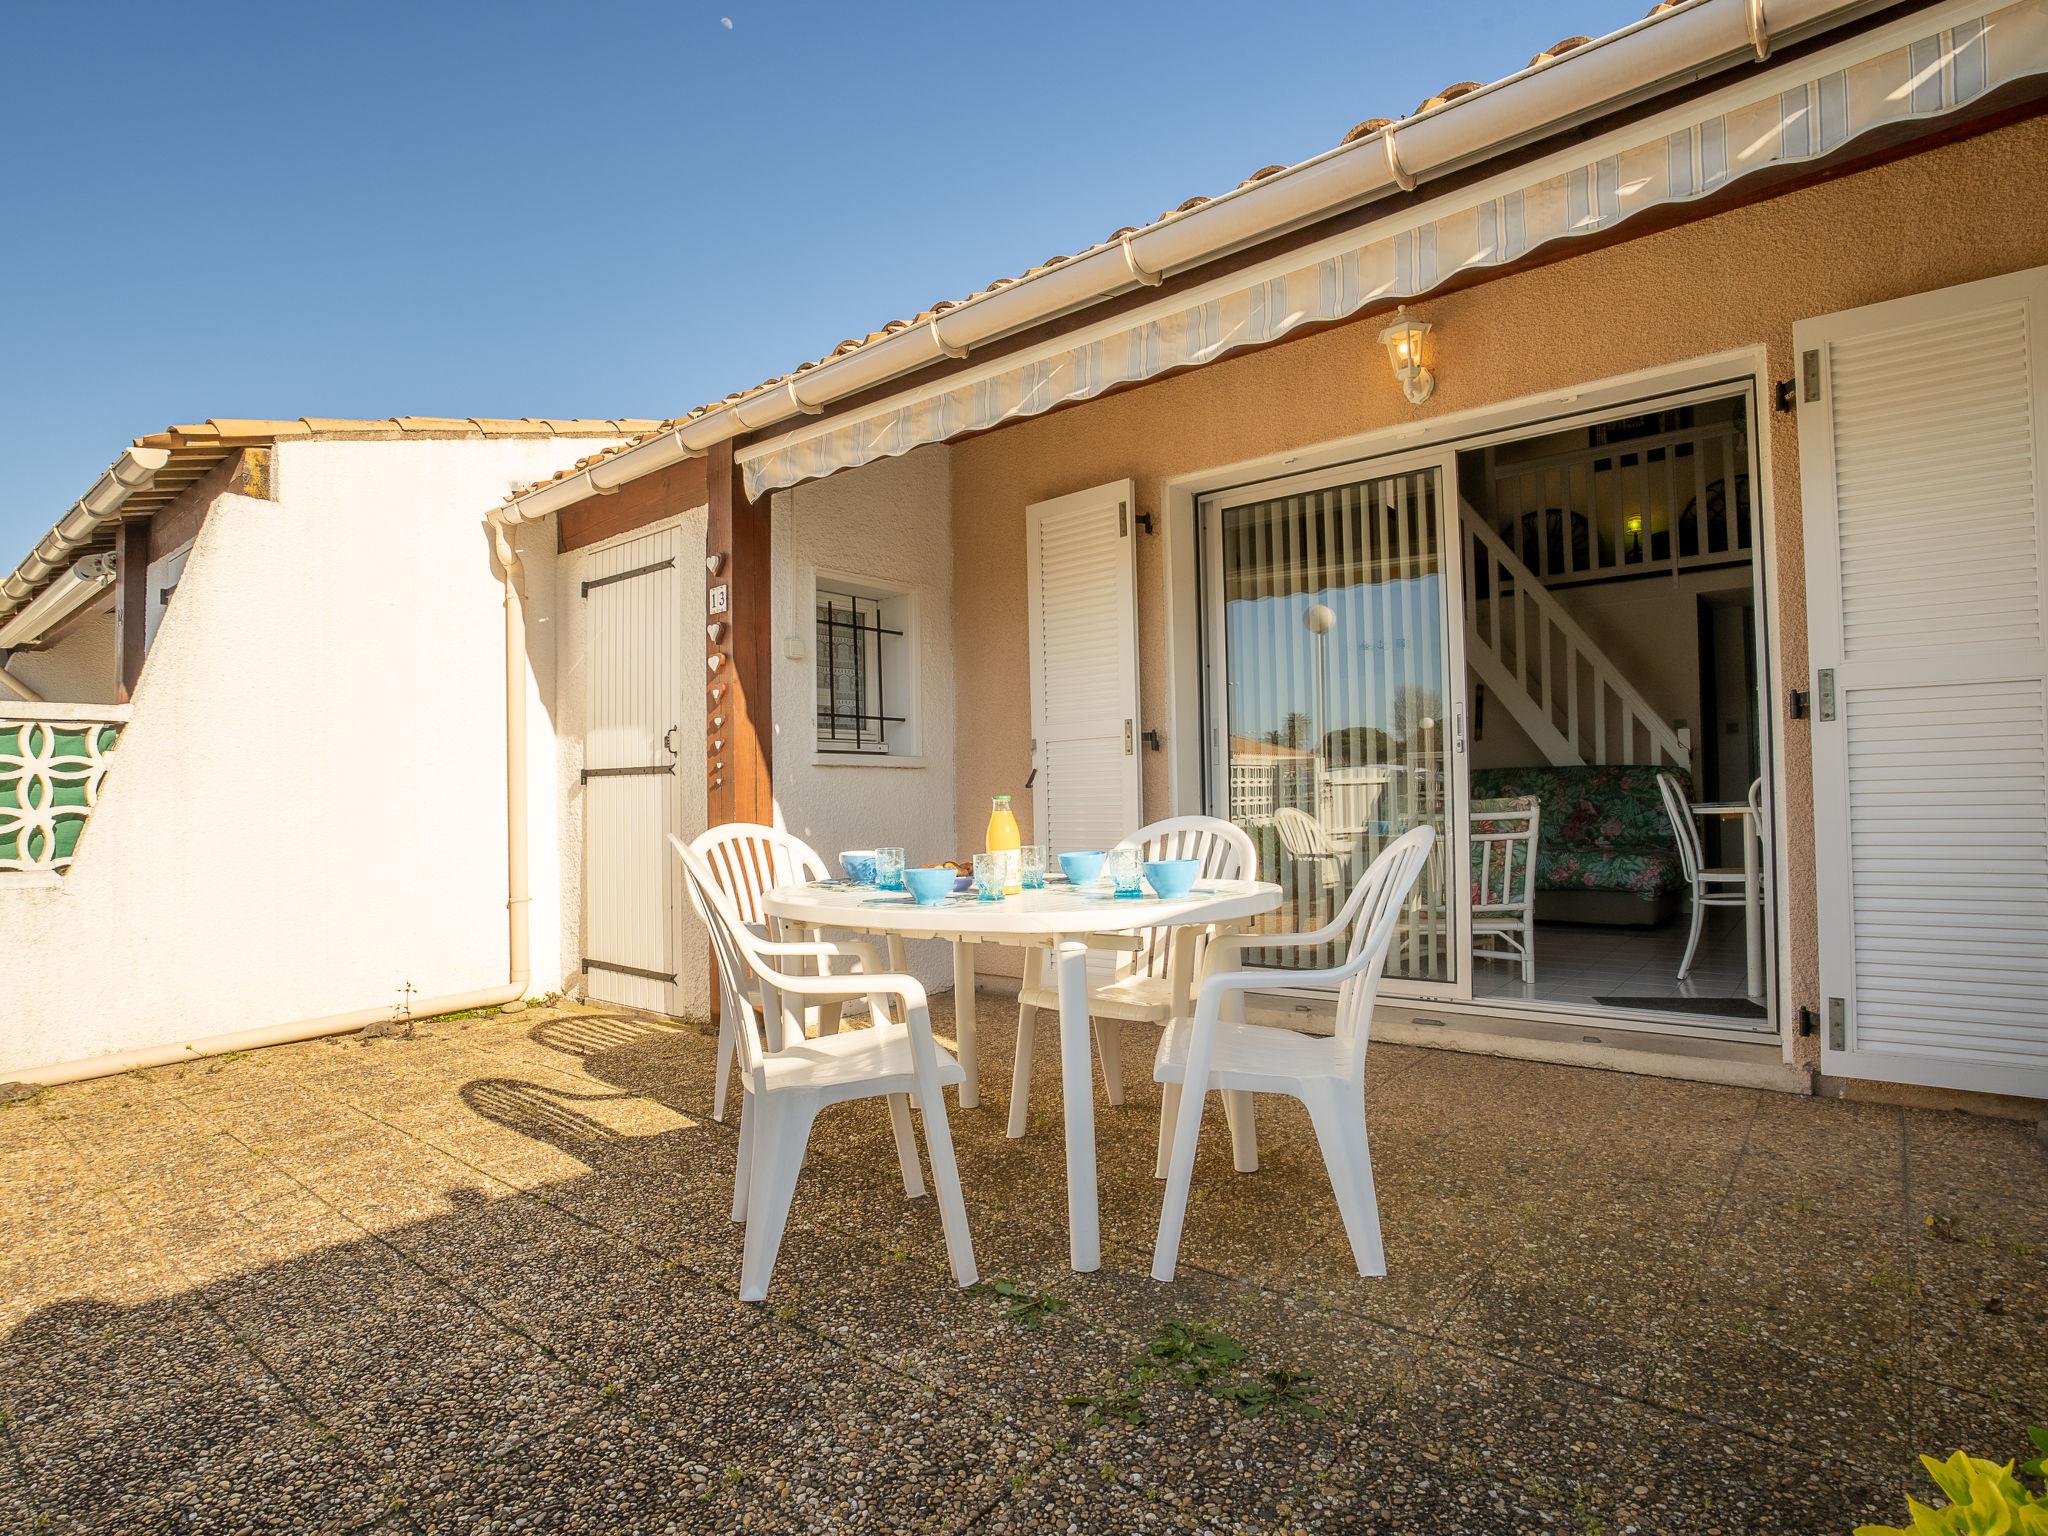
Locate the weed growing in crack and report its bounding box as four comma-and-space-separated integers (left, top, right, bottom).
968, 1277, 1069, 1331
1064, 1318, 1323, 1429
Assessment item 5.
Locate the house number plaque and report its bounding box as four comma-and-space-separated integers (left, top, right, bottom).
707, 583, 729, 616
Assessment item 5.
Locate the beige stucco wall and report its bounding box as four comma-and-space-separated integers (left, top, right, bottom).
948, 115, 2048, 1048
5, 603, 121, 705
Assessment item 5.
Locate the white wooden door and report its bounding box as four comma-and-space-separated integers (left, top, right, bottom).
1025, 481, 1143, 859
1798, 264, 2048, 1096
581, 525, 688, 1014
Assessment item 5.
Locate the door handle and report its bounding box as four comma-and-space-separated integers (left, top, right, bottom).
662, 726, 678, 756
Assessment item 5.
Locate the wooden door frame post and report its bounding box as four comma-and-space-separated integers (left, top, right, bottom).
704, 440, 773, 1023
704, 439, 773, 828
113, 519, 151, 703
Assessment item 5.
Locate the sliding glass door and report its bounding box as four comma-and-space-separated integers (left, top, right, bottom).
1202, 451, 1469, 996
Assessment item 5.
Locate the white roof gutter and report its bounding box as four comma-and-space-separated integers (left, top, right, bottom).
498, 0, 1874, 524
0, 445, 172, 624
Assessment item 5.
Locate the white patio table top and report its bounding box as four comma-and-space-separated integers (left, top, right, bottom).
764, 877, 1282, 1272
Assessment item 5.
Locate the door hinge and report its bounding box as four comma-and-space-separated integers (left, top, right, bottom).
1142, 727, 1163, 752
1773, 378, 1797, 413
1826, 996, 1847, 1052
1797, 1006, 1817, 1037
581, 557, 675, 598
1801, 347, 1823, 404
1788, 689, 1809, 720
1815, 668, 1837, 722
1119, 503, 1128, 537
1124, 719, 1135, 755
581, 763, 677, 783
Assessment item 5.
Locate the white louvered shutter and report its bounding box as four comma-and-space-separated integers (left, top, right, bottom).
1025, 481, 1143, 862
1798, 264, 2048, 1096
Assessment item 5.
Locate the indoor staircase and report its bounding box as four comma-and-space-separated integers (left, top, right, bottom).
1462, 503, 1689, 769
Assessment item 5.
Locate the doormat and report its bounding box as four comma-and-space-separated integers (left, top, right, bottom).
1594, 995, 1768, 1019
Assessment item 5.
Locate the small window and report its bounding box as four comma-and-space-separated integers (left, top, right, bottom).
815, 577, 918, 757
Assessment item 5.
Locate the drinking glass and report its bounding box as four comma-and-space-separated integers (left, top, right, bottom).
972, 852, 1004, 901
1107, 846, 1143, 898
1020, 844, 1048, 890
876, 847, 906, 891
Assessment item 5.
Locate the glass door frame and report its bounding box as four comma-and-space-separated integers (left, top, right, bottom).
1197, 442, 1474, 1005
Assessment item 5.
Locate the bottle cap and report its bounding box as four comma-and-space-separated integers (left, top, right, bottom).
993, 794, 1011, 804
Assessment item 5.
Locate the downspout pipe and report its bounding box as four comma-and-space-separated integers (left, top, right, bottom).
1, 519, 539, 1089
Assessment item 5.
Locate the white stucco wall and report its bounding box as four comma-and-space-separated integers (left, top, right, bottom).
550, 507, 712, 1014
768, 444, 957, 991
0, 436, 624, 1077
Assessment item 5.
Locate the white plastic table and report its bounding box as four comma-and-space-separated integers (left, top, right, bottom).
1693, 801, 1763, 996
763, 877, 1282, 1271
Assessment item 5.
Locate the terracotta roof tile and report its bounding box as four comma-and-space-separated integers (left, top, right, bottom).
498, 6, 1702, 507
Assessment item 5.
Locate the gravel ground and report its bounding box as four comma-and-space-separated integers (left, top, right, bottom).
1, 996, 2042, 1533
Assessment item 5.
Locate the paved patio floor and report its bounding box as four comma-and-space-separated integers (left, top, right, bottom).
3, 997, 2044, 1534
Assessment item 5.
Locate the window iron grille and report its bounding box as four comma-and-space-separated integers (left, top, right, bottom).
816, 589, 906, 753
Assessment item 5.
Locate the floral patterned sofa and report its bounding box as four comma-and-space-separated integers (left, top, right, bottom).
1468, 765, 1686, 927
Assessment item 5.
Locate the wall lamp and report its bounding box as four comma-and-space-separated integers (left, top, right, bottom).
1378, 305, 1435, 406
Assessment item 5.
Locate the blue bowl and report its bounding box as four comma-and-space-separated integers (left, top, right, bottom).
840, 850, 878, 885
903, 866, 957, 905
1058, 850, 1107, 886
1144, 858, 1201, 899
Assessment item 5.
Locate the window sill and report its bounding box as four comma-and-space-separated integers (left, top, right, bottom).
811, 752, 929, 770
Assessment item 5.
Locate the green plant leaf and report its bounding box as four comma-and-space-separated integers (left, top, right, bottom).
1136, 1320, 1247, 1388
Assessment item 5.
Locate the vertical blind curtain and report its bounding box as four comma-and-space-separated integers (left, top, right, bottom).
1221, 470, 1454, 981
740, 0, 2048, 500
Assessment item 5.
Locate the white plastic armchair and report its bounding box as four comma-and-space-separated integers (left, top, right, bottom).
674, 836, 976, 1303
1150, 825, 1435, 1283
1009, 815, 1257, 1137
689, 822, 866, 1121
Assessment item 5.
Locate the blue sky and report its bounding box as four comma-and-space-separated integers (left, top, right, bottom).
0, 0, 1648, 558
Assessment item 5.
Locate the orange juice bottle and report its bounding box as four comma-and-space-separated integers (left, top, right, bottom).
986, 794, 1023, 894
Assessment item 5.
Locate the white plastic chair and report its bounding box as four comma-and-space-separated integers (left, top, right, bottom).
1274, 806, 1346, 884
689, 822, 846, 1122
1008, 815, 1256, 1139
1656, 772, 1749, 980
674, 835, 976, 1303
1470, 799, 1541, 983
1150, 825, 1435, 1282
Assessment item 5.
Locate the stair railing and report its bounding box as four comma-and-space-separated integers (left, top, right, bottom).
1462, 506, 1689, 769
